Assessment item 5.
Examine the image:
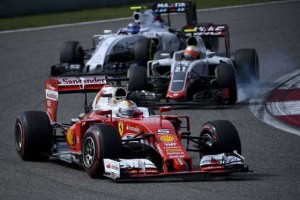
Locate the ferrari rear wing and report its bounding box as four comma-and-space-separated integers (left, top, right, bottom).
45, 75, 107, 122
183, 25, 231, 57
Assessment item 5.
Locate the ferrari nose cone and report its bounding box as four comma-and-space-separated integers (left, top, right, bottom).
173, 157, 186, 171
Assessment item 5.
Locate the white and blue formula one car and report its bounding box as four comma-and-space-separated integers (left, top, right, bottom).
50, 1, 198, 77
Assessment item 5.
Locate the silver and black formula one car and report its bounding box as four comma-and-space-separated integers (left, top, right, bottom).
15, 76, 249, 180
127, 25, 259, 105
50, 1, 198, 77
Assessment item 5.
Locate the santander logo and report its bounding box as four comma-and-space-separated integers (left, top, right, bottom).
58, 76, 106, 86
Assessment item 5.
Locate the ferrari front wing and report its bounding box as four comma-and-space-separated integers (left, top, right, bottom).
103, 152, 249, 180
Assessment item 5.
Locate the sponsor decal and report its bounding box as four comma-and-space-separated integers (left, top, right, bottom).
169, 155, 185, 159
57, 76, 106, 86
157, 129, 170, 134
126, 125, 140, 133
156, 144, 164, 156
156, 2, 186, 13
158, 134, 176, 142
106, 163, 120, 171
104, 159, 120, 178
184, 26, 226, 36
167, 151, 184, 155
164, 142, 177, 147
157, 2, 186, 8
198, 25, 225, 34
46, 99, 51, 107
165, 147, 185, 157
118, 122, 124, 136
45, 89, 58, 101
166, 148, 182, 152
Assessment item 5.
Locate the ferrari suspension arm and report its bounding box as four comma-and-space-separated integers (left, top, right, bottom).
181, 135, 212, 152
122, 132, 155, 144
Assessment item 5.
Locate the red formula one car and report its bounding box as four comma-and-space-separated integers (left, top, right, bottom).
15, 75, 249, 180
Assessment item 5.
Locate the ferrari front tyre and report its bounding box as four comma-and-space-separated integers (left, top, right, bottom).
60, 41, 84, 65
82, 124, 122, 179
216, 64, 237, 104
15, 111, 52, 161
199, 120, 241, 157
234, 48, 259, 84
127, 66, 148, 91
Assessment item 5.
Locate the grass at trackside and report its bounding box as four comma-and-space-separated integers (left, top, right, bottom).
0, 0, 278, 31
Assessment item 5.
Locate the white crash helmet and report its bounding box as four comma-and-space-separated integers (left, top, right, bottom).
117, 100, 138, 117
184, 45, 201, 60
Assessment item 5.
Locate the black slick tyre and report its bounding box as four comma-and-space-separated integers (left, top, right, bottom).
60, 41, 84, 65
199, 120, 241, 156
82, 124, 122, 178
15, 111, 52, 161
216, 64, 237, 104
127, 66, 148, 91
134, 38, 154, 67
234, 48, 259, 84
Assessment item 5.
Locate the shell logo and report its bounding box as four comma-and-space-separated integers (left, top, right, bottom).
158, 134, 176, 143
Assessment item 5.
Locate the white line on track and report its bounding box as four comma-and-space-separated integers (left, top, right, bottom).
267, 101, 300, 116
0, 0, 299, 34
279, 75, 300, 89
250, 69, 300, 136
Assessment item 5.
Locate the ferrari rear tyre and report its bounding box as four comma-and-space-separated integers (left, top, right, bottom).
60, 41, 84, 65
15, 111, 52, 161
235, 48, 259, 84
82, 124, 122, 178
127, 66, 148, 91
199, 120, 241, 156
216, 64, 237, 104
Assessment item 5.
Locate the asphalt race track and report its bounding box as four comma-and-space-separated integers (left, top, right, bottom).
1, 1, 300, 199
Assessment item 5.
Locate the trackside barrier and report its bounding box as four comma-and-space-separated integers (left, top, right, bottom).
1, 0, 151, 17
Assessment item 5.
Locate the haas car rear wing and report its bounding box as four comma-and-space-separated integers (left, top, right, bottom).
183, 25, 231, 57
132, 1, 197, 27
45, 75, 106, 122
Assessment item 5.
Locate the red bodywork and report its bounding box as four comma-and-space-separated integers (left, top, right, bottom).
45, 75, 240, 178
